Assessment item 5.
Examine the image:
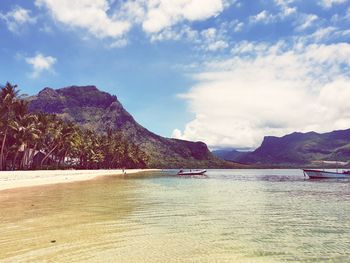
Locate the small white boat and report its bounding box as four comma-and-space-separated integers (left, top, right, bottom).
303, 169, 350, 179
177, 169, 207, 176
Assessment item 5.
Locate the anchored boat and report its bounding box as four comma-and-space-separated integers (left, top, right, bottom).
303, 169, 350, 179
177, 169, 207, 176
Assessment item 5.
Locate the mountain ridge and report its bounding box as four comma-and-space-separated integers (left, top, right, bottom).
237, 129, 350, 166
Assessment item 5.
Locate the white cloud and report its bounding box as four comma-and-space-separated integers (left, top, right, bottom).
274, 0, 297, 17
206, 40, 229, 51
295, 14, 318, 31
233, 21, 244, 32
25, 53, 57, 78
300, 26, 338, 43
249, 6, 296, 25
35, 0, 131, 39
250, 10, 276, 24
173, 42, 350, 149
319, 0, 348, 8
230, 41, 274, 55
330, 7, 350, 23
149, 25, 198, 42
39, 24, 54, 34
34, 0, 231, 46
274, 0, 295, 5
118, 0, 146, 24
142, 0, 226, 33
0, 6, 36, 33
149, 26, 229, 52
109, 38, 128, 48
200, 28, 229, 51
295, 26, 350, 45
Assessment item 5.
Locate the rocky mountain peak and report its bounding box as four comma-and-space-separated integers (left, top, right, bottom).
38, 87, 58, 96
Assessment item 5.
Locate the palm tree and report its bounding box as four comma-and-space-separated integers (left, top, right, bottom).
10, 114, 40, 169
40, 116, 64, 167
55, 121, 77, 167
0, 83, 19, 170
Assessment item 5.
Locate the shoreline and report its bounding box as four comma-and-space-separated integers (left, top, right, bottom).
0, 169, 160, 192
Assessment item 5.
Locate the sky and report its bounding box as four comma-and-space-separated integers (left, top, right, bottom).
1, 0, 350, 150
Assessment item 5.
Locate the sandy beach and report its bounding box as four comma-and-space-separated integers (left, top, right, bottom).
0, 169, 159, 192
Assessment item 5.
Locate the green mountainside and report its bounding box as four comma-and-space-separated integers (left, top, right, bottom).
237, 130, 350, 166
29, 85, 238, 168
212, 149, 250, 162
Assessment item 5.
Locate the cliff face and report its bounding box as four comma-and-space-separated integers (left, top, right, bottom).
29, 86, 115, 113
238, 130, 350, 166
29, 85, 236, 168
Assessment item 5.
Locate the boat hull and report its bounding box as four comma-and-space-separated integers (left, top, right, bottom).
303, 169, 350, 179
177, 169, 207, 176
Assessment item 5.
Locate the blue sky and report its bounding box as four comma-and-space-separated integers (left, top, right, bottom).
1, 0, 350, 149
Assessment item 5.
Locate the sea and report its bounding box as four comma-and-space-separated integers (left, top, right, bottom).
1, 169, 349, 262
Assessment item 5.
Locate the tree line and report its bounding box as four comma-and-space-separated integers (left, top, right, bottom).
0, 83, 148, 171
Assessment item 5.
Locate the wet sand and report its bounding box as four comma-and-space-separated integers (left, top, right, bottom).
0, 169, 159, 192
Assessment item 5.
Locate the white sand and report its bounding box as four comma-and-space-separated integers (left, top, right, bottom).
0, 169, 159, 191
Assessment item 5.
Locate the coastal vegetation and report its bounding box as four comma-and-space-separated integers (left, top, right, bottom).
0, 83, 148, 170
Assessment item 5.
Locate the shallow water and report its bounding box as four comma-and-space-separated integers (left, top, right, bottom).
0, 169, 350, 262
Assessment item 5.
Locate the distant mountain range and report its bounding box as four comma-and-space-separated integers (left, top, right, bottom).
212, 149, 251, 162
213, 130, 350, 167
28, 85, 239, 168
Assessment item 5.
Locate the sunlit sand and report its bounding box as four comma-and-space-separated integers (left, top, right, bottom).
0, 169, 159, 191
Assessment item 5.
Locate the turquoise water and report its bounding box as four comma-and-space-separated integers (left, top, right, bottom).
1, 169, 350, 262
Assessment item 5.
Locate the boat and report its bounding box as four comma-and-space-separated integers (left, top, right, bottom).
177, 169, 207, 176
303, 169, 350, 179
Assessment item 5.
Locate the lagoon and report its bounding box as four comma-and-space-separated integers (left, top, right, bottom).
1, 169, 350, 262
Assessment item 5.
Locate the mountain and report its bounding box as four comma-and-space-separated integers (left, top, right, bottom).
238, 130, 350, 166
28, 85, 239, 168
212, 149, 250, 162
